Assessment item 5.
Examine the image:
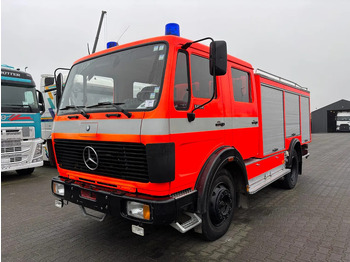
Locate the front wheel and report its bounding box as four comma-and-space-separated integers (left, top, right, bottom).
16, 168, 35, 175
282, 149, 299, 189
202, 169, 235, 241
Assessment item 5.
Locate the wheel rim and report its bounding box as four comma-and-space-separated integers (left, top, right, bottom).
209, 183, 233, 226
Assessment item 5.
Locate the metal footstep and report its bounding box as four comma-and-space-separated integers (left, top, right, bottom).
171, 212, 202, 233
80, 205, 107, 222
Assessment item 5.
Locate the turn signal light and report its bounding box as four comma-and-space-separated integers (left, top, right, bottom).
143, 204, 150, 220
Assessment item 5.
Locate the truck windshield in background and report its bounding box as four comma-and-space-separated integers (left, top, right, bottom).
336, 116, 350, 121
59, 43, 168, 115
1, 85, 39, 113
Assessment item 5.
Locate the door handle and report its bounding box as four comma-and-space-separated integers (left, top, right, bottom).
252, 120, 258, 125
215, 121, 225, 127
194, 104, 204, 109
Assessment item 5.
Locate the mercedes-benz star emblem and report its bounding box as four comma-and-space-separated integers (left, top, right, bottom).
83, 146, 98, 170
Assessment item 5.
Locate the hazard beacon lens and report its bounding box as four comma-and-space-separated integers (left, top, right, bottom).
165, 23, 180, 36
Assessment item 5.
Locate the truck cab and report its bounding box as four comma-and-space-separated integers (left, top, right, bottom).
51, 27, 310, 240
336, 111, 350, 131
1, 65, 45, 174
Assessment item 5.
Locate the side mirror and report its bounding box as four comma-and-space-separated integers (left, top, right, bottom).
36, 90, 45, 115
209, 41, 227, 76
55, 73, 63, 108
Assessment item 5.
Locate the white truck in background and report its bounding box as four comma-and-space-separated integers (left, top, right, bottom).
336, 111, 350, 132
40, 74, 57, 163
40, 73, 111, 163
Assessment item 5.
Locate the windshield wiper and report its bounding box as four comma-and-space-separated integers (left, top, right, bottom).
87, 102, 132, 118
60, 105, 90, 119
23, 104, 33, 112
4, 104, 33, 112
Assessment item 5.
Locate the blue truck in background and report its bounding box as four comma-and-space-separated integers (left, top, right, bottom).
1, 65, 45, 175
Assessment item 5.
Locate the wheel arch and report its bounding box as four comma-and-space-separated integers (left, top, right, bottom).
195, 146, 248, 214
288, 138, 302, 174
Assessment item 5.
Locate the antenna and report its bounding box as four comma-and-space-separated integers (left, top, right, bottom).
87, 43, 91, 55
116, 26, 130, 44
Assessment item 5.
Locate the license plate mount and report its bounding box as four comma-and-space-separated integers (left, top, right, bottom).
80, 189, 97, 201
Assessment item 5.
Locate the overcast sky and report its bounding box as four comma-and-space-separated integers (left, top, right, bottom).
2, 0, 350, 111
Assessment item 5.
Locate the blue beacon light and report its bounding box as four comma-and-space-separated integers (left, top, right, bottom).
165, 23, 180, 36
107, 41, 118, 49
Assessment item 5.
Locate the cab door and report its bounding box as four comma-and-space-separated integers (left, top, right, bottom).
228, 65, 259, 159
169, 49, 226, 189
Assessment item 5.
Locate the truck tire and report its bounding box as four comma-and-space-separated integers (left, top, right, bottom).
16, 168, 35, 176
282, 149, 299, 189
202, 168, 235, 241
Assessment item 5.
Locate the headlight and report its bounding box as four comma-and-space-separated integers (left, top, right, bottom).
53, 182, 65, 196
34, 143, 43, 158
126, 201, 150, 220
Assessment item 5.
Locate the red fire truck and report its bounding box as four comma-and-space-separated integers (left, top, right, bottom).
51, 24, 311, 240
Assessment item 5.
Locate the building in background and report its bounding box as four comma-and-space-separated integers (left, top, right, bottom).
311, 99, 350, 133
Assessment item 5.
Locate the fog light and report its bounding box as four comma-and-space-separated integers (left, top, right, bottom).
55, 199, 64, 208
53, 182, 65, 196
126, 201, 151, 220
131, 224, 145, 236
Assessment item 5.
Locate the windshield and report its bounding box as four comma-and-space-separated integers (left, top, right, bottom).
337, 116, 350, 121
59, 43, 168, 115
1, 85, 39, 113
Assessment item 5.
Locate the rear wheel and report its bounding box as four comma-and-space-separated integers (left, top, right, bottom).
282, 149, 299, 189
202, 169, 235, 241
16, 168, 35, 175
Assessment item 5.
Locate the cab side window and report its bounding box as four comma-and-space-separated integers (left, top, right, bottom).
231, 68, 251, 103
174, 52, 190, 110
191, 55, 212, 99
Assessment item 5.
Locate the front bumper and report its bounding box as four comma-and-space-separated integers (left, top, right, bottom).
338, 125, 350, 131
1, 160, 43, 172
51, 176, 197, 225
1, 138, 44, 172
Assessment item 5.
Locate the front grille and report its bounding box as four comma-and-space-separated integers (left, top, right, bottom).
54, 139, 149, 183
339, 124, 350, 131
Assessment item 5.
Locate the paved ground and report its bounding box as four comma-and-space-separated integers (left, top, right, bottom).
2, 133, 350, 262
